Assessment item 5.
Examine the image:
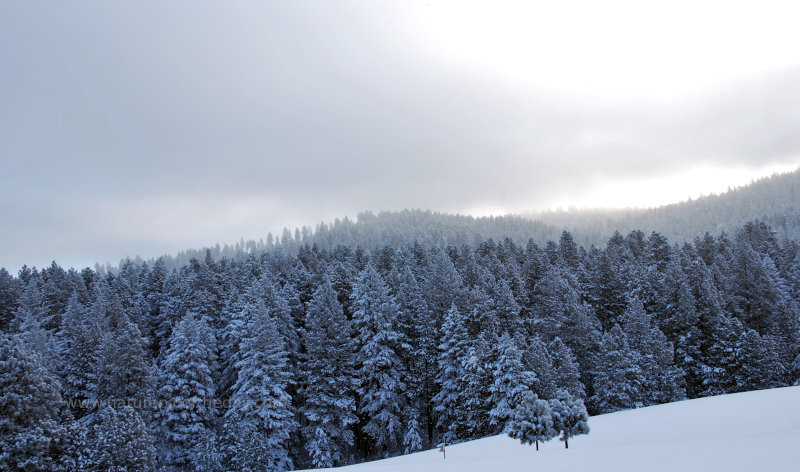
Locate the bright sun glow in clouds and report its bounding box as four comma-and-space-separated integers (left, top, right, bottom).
553, 161, 800, 210
411, 0, 800, 102
464, 161, 800, 218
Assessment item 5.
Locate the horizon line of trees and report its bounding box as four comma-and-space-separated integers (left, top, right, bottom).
95, 168, 800, 273
1, 219, 799, 470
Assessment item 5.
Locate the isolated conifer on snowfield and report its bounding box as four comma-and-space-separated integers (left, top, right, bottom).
550, 391, 590, 449
507, 391, 557, 451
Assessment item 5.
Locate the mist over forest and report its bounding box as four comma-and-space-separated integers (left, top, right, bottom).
134, 169, 800, 272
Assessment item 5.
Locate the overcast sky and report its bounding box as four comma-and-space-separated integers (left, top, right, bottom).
2, 0, 800, 271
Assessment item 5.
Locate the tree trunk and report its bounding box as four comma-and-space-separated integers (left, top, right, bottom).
565, 437, 569, 449
535, 439, 539, 451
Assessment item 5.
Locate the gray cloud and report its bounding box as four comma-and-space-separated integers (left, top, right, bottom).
1, 1, 798, 270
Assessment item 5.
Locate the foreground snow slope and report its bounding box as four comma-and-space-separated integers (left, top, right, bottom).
304, 386, 800, 472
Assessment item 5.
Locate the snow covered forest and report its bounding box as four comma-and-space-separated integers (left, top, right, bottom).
2, 214, 799, 471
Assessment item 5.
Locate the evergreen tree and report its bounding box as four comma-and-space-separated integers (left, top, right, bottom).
730, 240, 777, 333
181, 255, 225, 325
692, 269, 786, 395
14, 297, 59, 375
60, 418, 91, 471
143, 257, 170, 358
111, 264, 148, 344
351, 264, 407, 457
7, 214, 800, 469
487, 333, 537, 432
223, 299, 296, 472
590, 234, 635, 330
520, 240, 549, 310
759, 254, 800, 366
94, 313, 153, 406
433, 304, 491, 443
547, 337, 585, 399
590, 325, 645, 413
156, 313, 218, 470
84, 405, 157, 471
558, 231, 581, 270
457, 305, 495, 439
732, 328, 787, 392
619, 297, 685, 405
192, 429, 223, 472
420, 246, 464, 327
13, 274, 46, 333
550, 391, 590, 449
402, 412, 424, 455
12, 275, 60, 374
328, 259, 357, 320
391, 263, 436, 446
656, 256, 704, 397
478, 265, 522, 336
155, 270, 185, 360
507, 392, 556, 451
0, 333, 70, 471
59, 292, 102, 414
433, 304, 471, 444
684, 254, 731, 397
647, 254, 694, 340
521, 334, 554, 399
218, 291, 247, 401
697, 311, 742, 396
530, 266, 601, 377
0, 267, 21, 332
259, 276, 301, 363
299, 275, 358, 468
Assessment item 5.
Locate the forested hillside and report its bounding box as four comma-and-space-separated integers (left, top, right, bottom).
1, 218, 798, 470
531, 168, 800, 244
147, 169, 800, 272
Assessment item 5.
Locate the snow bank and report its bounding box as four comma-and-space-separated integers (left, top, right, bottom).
303, 386, 800, 472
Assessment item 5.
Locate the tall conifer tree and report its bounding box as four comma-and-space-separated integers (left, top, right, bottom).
299, 275, 357, 468
351, 264, 407, 457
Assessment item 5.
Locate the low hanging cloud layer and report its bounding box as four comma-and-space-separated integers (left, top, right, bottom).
1, 1, 799, 270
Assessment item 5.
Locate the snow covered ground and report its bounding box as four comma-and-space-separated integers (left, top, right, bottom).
303, 386, 800, 472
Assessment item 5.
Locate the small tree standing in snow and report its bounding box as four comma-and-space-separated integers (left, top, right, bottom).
550, 391, 590, 449
506, 392, 556, 451
403, 411, 424, 454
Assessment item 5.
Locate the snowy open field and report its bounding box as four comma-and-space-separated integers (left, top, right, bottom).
305, 386, 800, 472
